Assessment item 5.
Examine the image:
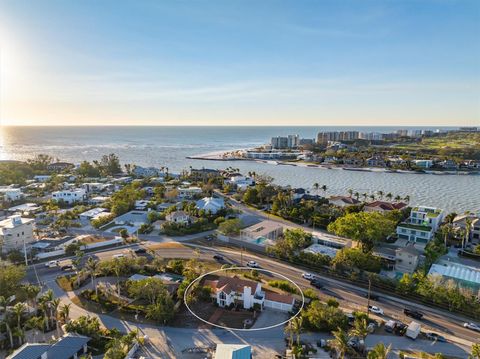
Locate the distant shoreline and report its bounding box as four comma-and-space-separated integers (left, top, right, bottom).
187, 150, 480, 176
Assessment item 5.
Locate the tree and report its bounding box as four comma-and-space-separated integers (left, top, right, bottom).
218, 218, 242, 235
331, 327, 351, 359
321, 184, 327, 195
58, 303, 71, 324
470, 344, 480, 359
145, 295, 175, 324
0, 265, 26, 298
118, 228, 129, 240
95, 153, 121, 176
327, 212, 396, 252
302, 301, 348, 332
85, 257, 99, 296
367, 342, 392, 359
332, 248, 382, 273
242, 187, 259, 205
77, 161, 101, 177
0, 295, 14, 348
350, 317, 369, 340
12, 302, 26, 346
127, 277, 169, 305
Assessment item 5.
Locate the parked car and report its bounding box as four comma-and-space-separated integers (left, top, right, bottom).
426, 333, 447, 342
368, 305, 384, 315
384, 320, 397, 333
45, 260, 59, 268
112, 253, 125, 259
61, 264, 74, 271
464, 322, 480, 332
302, 273, 315, 280
213, 254, 224, 261
394, 323, 408, 336
310, 279, 324, 289
246, 260, 259, 268
134, 247, 147, 254
404, 308, 424, 319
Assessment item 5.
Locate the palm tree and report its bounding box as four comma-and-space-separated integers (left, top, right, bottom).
85, 257, 99, 296
403, 195, 410, 204
12, 302, 26, 346
321, 185, 327, 195
464, 217, 473, 249
290, 316, 303, 346
51, 298, 61, 337
394, 195, 402, 202
39, 289, 54, 332
440, 224, 454, 247
369, 194, 375, 201
469, 343, 480, 359
367, 342, 392, 359
350, 318, 369, 340
331, 327, 351, 359
347, 189, 353, 197
112, 259, 123, 297
313, 183, 319, 193
24, 284, 40, 312
284, 321, 294, 348
354, 192, 360, 201
377, 190, 384, 200
386, 192, 393, 201
362, 193, 368, 202
58, 303, 71, 325
0, 296, 14, 348
26, 316, 44, 343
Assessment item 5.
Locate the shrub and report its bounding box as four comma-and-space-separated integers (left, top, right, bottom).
268, 280, 298, 294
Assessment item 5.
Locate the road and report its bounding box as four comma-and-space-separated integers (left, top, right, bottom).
27, 241, 480, 349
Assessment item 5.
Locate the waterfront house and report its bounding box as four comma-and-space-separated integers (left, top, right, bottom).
240, 221, 283, 244
366, 156, 386, 167
396, 206, 444, 244
46, 162, 75, 172
364, 201, 407, 214
165, 210, 191, 225
453, 213, 480, 242
204, 275, 295, 312
195, 197, 225, 214
438, 160, 458, 170
228, 175, 254, 190
133, 166, 163, 177
412, 159, 434, 169
7, 333, 90, 359
52, 188, 87, 204
0, 215, 35, 253
329, 196, 360, 207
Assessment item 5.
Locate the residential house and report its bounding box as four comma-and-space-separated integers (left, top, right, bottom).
364, 201, 407, 214
177, 186, 203, 199
438, 160, 458, 170
366, 156, 386, 167
46, 162, 75, 172
33, 175, 51, 182
395, 245, 420, 273
7, 333, 90, 359
240, 221, 283, 243
113, 211, 148, 226
204, 275, 295, 312
133, 166, 163, 177
0, 215, 35, 253
81, 182, 111, 193
88, 196, 110, 205
412, 159, 434, 169
52, 189, 87, 204
7, 203, 41, 216
0, 187, 24, 202
134, 200, 150, 210
396, 206, 444, 244
228, 175, 254, 190
292, 188, 306, 201
79, 208, 110, 222
165, 211, 191, 225
195, 197, 225, 214
190, 168, 221, 181
453, 213, 480, 242
328, 196, 360, 207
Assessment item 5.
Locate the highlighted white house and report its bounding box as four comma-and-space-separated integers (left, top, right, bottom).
195, 197, 225, 214
204, 276, 295, 312
396, 206, 444, 244
51, 189, 87, 204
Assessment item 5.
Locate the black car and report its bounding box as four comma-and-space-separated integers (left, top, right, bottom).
426, 333, 447, 342
310, 279, 324, 289
213, 254, 224, 261
134, 248, 147, 254
394, 323, 408, 336
404, 308, 424, 319
365, 293, 380, 301
61, 264, 73, 271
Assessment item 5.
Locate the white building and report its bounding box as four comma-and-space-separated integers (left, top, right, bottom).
240, 221, 283, 244
88, 196, 110, 205
228, 175, 254, 190
195, 197, 225, 214
134, 200, 150, 210
33, 175, 51, 182
0, 187, 24, 202
79, 208, 110, 222
177, 186, 203, 199
113, 211, 148, 226
396, 206, 444, 244
165, 211, 191, 225
0, 215, 35, 253
52, 189, 87, 204
412, 159, 434, 169
204, 276, 294, 312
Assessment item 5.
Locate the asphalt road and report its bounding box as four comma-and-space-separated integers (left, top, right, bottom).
26, 242, 480, 346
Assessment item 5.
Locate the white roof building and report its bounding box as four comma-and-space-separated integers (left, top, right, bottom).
79, 208, 110, 221
52, 189, 87, 204
195, 197, 225, 214
429, 262, 480, 291
0, 187, 24, 202
0, 215, 35, 253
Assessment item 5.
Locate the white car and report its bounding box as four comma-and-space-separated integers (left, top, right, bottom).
368, 305, 384, 315
464, 322, 480, 332
112, 253, 125, 259
45, 260, 59, 268
302, 273, 315, 280
246, 260, 259, 268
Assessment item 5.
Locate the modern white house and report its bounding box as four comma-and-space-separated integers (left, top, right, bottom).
228, 175, 254, 190
177, 186, 203, 199
195, 197, 225, 214
134, 200, 150, 210
0, 187, 24, 202
396, 206, 444, 244
240, 221, 283, 245
79, 208, 110, 222
453, 213, 480, 242
165, 211, 191, 225
0, 215, 35, 253
395, 245, 421, 273
51, 189, 87, 204
204, 276, 295, 312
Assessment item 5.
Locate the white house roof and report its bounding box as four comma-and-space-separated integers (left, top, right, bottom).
195, 197, 225, 213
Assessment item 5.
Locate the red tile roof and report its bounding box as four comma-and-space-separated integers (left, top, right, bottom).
365, 201, 407, 211
264, 290, 294, 304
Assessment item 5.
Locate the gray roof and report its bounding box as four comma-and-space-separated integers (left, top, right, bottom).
8, 334, 89, 359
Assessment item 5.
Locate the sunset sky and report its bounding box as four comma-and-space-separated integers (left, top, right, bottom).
0, 0, 479, 126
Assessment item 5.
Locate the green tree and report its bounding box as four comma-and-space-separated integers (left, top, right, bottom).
330, 327, 351, 359
145, 295, 175, 324
218, 218, 242, 235
0, 265, 26, 298
367, 342, 392, 359
327, 212, 396, 252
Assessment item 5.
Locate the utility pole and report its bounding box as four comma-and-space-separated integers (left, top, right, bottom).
240, 247, 243, 266
366, 278, 371, 319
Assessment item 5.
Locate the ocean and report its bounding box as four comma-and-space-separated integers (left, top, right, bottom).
1, 126, 478, 214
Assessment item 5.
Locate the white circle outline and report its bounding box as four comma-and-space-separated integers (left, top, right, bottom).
183, 266, 305, 331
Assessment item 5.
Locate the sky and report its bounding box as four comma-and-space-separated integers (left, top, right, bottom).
0, 0, 479, 126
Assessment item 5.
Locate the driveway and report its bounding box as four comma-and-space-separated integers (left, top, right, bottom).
251, 309, 289, 330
